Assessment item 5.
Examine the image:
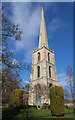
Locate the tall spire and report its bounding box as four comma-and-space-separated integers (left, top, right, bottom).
38, 7, 49, 49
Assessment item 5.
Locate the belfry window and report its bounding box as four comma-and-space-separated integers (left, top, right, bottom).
37, 66, 40, 77
48, 53, 50, 61
49, 66, 51, 78
38, 52, 40, 61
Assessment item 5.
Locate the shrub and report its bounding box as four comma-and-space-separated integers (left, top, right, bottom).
10, 89, 23, 108
49, 85, 64, 116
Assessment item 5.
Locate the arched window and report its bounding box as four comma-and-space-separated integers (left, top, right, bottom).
38, 52, 40, 61
37, 66, 40, 77
49, 83, 52, 87
35, 84, 41, 103
48, 53, 50, 61
49, 66, 51, 78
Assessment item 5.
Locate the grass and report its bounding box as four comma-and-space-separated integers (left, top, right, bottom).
28, 108, 51, 117
2, 107, 74, 120
64, 108, 74, 118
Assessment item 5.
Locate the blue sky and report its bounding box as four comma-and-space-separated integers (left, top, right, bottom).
3, 2, 73, 92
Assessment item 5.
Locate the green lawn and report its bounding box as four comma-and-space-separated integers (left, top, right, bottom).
2, 107, 74, 120
64, 108, 74, 118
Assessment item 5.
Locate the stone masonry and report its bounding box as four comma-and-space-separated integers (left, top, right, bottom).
28, 7, 58, 106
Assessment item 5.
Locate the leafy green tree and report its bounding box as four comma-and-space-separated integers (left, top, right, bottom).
10, 89, 23, 108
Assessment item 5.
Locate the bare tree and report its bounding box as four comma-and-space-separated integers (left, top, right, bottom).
66, 65, 73, 101
1, 6, 30, 106
64, 88, 71, 99
25, 84, 29, 93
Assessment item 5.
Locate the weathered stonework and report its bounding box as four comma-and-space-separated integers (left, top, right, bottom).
28, 8, 58, 106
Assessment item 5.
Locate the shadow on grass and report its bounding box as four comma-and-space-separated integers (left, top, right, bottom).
2, 107, 21, 120
2, 107, 74, 120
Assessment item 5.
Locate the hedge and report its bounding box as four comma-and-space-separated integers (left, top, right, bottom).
49, 85, 64, 116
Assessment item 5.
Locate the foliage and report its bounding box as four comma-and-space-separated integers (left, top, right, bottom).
10, 89, 23, 108
49, 85, 64, 116
2, 91, 10, 106
2, 107, 20, 120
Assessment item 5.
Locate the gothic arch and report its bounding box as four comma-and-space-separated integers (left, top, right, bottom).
49, 83, 52, 87
38, 52, 40, 61
34, 84, 41, 104
37, 66, 40, 78
49, 66, 51, 78
48, 52, 50, 61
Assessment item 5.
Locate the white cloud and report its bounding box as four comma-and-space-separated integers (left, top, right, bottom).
48, 18, 62, 39
58, 73, 65, 78
50, 18, 60, 31
10, 3, 63, 63
12, 59, 19, 65
24, 80, 29, 84
11, 3, 41, 63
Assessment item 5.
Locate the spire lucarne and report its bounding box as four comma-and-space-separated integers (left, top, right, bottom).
38, 7, 49, 49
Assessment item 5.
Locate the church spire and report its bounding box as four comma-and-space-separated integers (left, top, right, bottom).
38, 7, 49, 49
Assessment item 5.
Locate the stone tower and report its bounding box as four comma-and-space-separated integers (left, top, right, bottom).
28, 8, 58, 106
